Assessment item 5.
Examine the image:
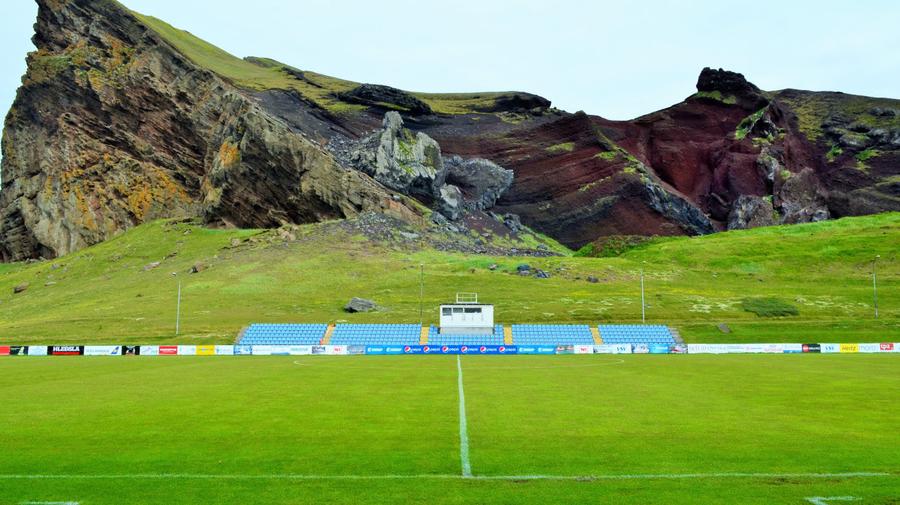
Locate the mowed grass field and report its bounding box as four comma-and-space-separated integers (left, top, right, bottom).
1, 354, 897, 504
0, 213, 898, 345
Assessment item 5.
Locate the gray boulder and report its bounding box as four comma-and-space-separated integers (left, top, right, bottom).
727, 195, 776, 230
778, 168, 830, 224
444, 155, 514, 210
344, 297, 377, 313
13, 282, 28, 294
437, 184, 464, 221
349, 112, 447, 201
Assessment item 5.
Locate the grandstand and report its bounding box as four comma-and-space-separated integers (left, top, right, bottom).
427, 325, 505, 346
238, 324, 327, 345
511, 324, 594, 345
329, 324, 421, 345
598, 324, 675, 344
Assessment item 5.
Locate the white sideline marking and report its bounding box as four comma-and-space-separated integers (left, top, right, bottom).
457, 355, 472, 477
0, 472, 889, 481
805, 497, 860, 505
20, 502, 79, 504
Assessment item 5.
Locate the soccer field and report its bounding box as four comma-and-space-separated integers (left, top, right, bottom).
1, 355, 898, 504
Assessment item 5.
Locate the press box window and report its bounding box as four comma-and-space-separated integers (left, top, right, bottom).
442, 308, 452, 316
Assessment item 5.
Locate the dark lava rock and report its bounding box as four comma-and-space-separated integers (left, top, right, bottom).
534, 269, 550, 279
337, 84, 433, 115
717, 323, 731, 334
516, 264, 531, 272
344, 297, 377, 313
727, 195, 776, 230
503, 214, 524, 233
444, 156, 514, 211
13, 282, 28, 294
189, 261, 206, 273
476, 93, 551, 113
488, 263, 498, 271
586, 276, 599, 283
696, 67, 767, 109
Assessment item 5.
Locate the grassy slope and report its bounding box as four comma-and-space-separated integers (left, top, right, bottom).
130, 10, 523, 115
0, 213, 897, 344
0, 355, 897, 504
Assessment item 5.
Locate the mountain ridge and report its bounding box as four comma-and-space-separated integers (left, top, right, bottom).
1, 0, 898, 261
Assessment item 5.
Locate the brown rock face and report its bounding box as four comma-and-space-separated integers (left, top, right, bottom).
0, 0, 415, 261
1, 1, 897, 259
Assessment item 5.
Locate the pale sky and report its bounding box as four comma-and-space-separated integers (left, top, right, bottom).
1, 0, 899, 127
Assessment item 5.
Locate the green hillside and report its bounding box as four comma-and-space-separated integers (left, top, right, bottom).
0, 213, 897, 344
130, 10, 526, 115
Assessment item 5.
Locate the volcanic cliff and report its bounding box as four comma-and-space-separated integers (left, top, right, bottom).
1, 0, 898, 261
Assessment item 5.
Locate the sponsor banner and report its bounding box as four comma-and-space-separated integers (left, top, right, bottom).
839, 343, 859, 353
858, 343, 880, 353
288, 345, 312, 356
159, 345, 178, 356
327, 345, 348, 356
50, 345, 83, 356
364, 346, 404, 355
251, 345, 290, 356
140, 345, 159, 356
311, 345, 327, 355
671, 344, 688, 354
879, 343, 895, 352
821, 343, 840, 354
347, 345, 366, 355
782, 344, 803, 354
0, 346, 9, 356
687, 344, 720, 354
214, 345, 235, 355
27, 346, 49, 356
516, 346, 556, 355
177, 345, 197, 356
802, 344, 821, 353
403, 345, 424, 354
556, 345, 574, 355
84, 345, 121, 356
9, 346, 28, 356
122, 345, 140, 356
196, 345, 215, 356
233, 345, 253, 355
632, 344, 650, 354
594, 344, 632, 354
649, 344, 670, 354
574, 345, 593, 355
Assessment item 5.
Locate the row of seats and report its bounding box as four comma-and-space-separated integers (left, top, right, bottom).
330, 324, 421, 345
239, 324, 327, 345
427, 325, 505, 346
239, 323, 676, 346
512, 324, 594, 344
599, 325, 675, 344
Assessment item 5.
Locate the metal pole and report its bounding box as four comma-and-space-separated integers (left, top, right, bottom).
176, 280, 182, 336
873, 255, 879, 319
419, 264, 424, 325
640, 268, 645, 324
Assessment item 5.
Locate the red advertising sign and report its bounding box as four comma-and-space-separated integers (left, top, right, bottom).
0, 346, 9, 356
881, 343, 894, 352
159, 345, 178, 355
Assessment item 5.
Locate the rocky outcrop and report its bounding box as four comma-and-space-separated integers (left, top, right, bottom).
728, 195, 776, 230
337, 84, 433, 115
444, 156, 514, 210
0, 0, 415, 261
778, 168, 830, 224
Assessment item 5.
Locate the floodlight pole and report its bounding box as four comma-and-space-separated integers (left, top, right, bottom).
419, 264, 424, 326
873, 255, 879, 319
176, 279, 182, 336
640, 267, 646, 324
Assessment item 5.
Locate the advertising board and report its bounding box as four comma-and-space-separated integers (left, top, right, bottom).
0, 346, 9, 356
594, 344, 632, 354
177, 345, 197, 356
649, 344, 670, 354
517, 346, 556, 355
821, 343, 840, 353
158, 345, 178, 355
858, 343, 880, 353
140, 346, 159, 356
27, 346, 48, 356
214, 345, 235, 355
196, 345, 215, 356
83, 346, 121, 356
839, 343, 859, 353
50, 345, 83, 356
802, 344, 821, 353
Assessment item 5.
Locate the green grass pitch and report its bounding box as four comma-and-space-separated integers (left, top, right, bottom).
1, 354, 897, 504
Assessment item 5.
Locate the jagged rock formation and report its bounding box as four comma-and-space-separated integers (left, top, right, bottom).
0, 0, 417, 261
1, 1, 898, 260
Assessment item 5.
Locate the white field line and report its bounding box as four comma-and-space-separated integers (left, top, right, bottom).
805, 497, 860, 505
0, 472, 890, 481
20, 502, 79, 505
457, 355, 472, 477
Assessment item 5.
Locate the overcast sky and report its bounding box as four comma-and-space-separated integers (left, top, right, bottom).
1, 0, 898, 125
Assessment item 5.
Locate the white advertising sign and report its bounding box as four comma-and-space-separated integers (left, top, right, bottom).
27, 346, 48, 356
177, 345, 197, 356
574, 345, 593, 355
821, 343, 840, 353
84, 346, 121, 356
594, 344, 632, 354
139, 346, 159, 356
215, 345, 235, 355
858, 343, 880, 353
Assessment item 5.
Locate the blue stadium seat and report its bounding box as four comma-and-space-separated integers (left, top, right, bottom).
598, 325, 675, 344
510, 325, 594, 345
329, 324, 422, 345
238, 323, 328, 345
